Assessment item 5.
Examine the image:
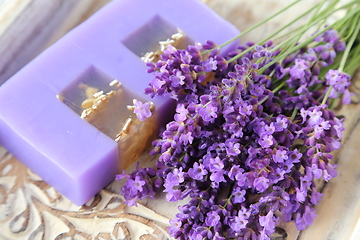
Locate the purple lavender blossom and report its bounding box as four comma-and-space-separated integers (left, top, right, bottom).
259, 211, 278, 232
170, 70, 186, 87
164, 168, 185, 189
203, 57, 218, 71
295, 205, 317, 230
232, 187, 246, 203
118, 28, 349, 239
199, 104, 218, 122
174, 104, 188, 122
342, 89, 353, 104
188, 162, 208, 180
225, 141, 241, 156
290, 59, 309, 79
259, 135, 275, 148
324, 69, 353, 104
254, 177, 270, 192
273, 149, 288, 163
128, 175, 146, 193
132, 99, 152, 121
205, 211, 221, 227
179, 132, 194, 145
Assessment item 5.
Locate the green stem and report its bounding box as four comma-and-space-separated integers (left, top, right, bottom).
322, 11, 360, 105
224, 195, 233, 208
290, 107, 299, 122
273, 25, 304, 42
259, 4, 360, 74
259, 1, 323, 44
227, 1, 323, 63
273, 1, 353, 43
338, 12, 360, 72
339, 14, 355, 40
321, 86, 333, 105
280, 0, 329, 54
202, 0, 301, 54
231, 2, 356, 72
258, 24, 334, 74
344, 44, 360, 74
227, 45, 254, 63
273, 0, 340, 55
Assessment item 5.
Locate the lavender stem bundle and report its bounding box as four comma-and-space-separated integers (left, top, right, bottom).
117, 1, 360, 239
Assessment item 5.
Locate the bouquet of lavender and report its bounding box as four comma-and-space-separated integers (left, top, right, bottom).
117, 1, 360, 239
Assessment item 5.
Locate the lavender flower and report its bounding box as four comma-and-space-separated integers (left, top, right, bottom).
131, 99, 152, 121
117, 26, 352, 239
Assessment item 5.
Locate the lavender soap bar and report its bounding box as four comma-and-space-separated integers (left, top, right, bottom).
0, 0, 239, 205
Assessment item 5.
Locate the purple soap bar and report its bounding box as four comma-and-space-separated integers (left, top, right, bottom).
0, 0, 239, 205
